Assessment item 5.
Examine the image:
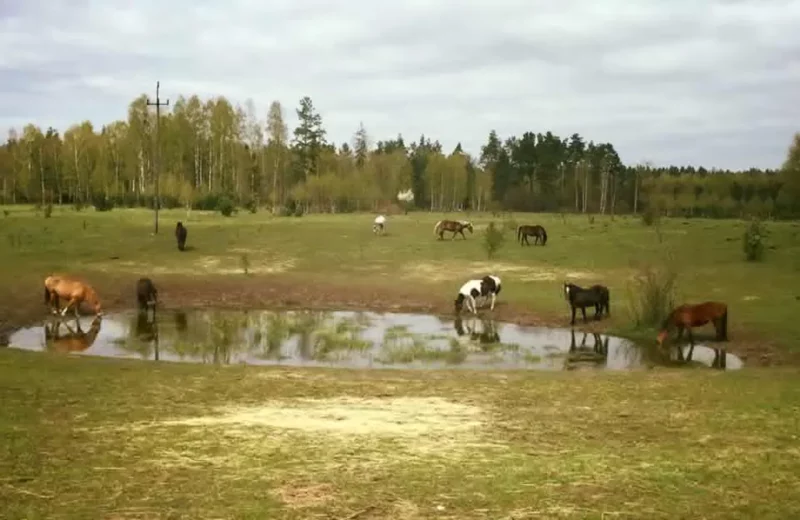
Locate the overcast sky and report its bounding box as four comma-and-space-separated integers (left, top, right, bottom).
1, 0, 799, 170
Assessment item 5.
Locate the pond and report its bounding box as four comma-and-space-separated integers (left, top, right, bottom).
6, 309, 743, 371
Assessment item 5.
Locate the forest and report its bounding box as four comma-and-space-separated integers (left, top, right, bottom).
1, 93, 799, 219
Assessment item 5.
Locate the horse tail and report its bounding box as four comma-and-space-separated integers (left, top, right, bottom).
516, 225, 522, 242
434, 220, 443, 236
541, 227, 548, 245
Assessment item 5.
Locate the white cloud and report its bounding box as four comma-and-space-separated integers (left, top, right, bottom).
1, 0, 799, 169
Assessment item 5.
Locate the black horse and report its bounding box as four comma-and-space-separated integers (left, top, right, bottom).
136, 277, 158, 312
175, 221, 188, 251
517, 224, 548, 246
434, 219, 474, 240
564, 282, 610, 325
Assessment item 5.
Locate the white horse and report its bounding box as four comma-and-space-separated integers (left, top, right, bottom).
373, 214, 386, 235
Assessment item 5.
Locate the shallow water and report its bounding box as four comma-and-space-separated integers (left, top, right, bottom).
7, 309, 742, 371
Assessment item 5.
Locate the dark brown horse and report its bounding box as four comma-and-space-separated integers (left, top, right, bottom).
136, 277, 158, 312
434, 219, 474, 240
175, 221, 188, 251
44, 315, 103, 353
564, 282, 610, 325
657, 301, 728, 349
517, 224, 548, 246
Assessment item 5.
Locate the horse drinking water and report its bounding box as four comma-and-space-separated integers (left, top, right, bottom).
43, 275, 103, 318
479, 275, 502, 310
44, 315, 103, 353
564, 282, 610, 325
656, 301, 729, 351
136, 277, 158, 313
517, 224, 548, 246
175, 221, 188, 251
434, 220, 474, 240
454, 279, 485, 315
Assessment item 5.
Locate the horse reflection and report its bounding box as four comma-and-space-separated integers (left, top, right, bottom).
675, 344, 728, 370
454, 316, 500, 349
44, 316, 103, 353
135, 309, 160, 360
565, 329, 609, 370
174, 311, 188, 334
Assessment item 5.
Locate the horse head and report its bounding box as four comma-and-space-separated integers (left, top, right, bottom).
85, 286, 103, 316
656, 329, 668, 347
464, 222, 474, 233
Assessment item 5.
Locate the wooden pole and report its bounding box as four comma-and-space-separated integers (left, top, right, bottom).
146, 82, 170, 234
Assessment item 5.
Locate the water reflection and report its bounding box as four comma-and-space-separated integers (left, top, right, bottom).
8, 309, 744, 371
672, 344, 740, 370
565, 329, 609, 370
44, 316, 102, 353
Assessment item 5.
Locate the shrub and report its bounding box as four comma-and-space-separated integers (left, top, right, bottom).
43, 203, 53, 218
216, 197, 235, 217
92, 196, 114, 212
482, 221, 505, 259
641, 207, 659, 226
628, 262, 678, 329
743, 218, 766, 262
502, 217, 518, 234
240, 253, 250, 275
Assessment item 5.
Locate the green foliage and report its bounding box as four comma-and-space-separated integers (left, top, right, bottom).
482, 221, 505, 259
641, 206, 659, 226
743, 218, 767, 262
628, 262, 679, 329
216, 197, 235, 217
92, 196, 114, 212
43, 203, 52, 218
501, 216, 518, 233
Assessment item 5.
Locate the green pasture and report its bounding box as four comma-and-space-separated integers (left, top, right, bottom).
1, 204, 799, 351
2, 205, 800, 518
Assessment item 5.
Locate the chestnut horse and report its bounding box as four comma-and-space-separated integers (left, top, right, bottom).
43, 275, 103, 318
517, 224, 548, 246
434, 219, 474, 240
657, 301, 728, 349
44, 315, 103, 353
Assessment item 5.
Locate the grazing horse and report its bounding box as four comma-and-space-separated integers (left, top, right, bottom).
517, 224, 548, 246
656, 301, 728, 350
434, 219, 474, 240
175, 221, 188, 251
44, 315, 102, 353
479, 275, 502, 310
564, 282, 610, 325
136, 277, 158, 313
44, 275, 103, 318
454, 279, 484, 314
373, 214, 386, 235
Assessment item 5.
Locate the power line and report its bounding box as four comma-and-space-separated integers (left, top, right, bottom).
146, 81, 170, 234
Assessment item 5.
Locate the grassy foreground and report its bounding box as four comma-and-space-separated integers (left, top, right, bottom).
1, 349, 799, 519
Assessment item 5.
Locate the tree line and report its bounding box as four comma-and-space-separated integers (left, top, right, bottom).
1, 92, 798, 219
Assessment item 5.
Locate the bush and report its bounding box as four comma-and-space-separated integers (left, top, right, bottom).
482, 221, 505, 259
641, 207, 659, 226
217, 197, 235, 217
628, 262, 678, 329
743, 218, 766, 262
502, 217, 518, 233
43, 203, 53, 218
92, 196, 114, 212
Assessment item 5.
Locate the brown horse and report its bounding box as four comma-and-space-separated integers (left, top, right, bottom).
43, 275, 103, 318
657, 301, 728, 349
44, 315, 103, 353
434, 219, 474, 240
175, 221, 188, 251
517, 224, 548, 246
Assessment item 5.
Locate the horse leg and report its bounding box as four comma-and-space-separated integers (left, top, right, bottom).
581, 306, 588, 323
490, 292, 496, 311
570, 306, 576, 325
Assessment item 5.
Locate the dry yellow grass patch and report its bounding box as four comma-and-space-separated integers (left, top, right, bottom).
403, 261, 595, 283
274, 482, 336, 509
90, 256, 296, 275
160, 396, 484, 438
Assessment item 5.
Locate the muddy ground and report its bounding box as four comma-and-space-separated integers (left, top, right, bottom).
1, 273, 793, 367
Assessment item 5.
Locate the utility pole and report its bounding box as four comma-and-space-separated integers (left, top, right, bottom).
147, 81, 169, 234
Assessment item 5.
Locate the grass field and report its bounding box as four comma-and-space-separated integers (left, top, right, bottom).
1, 205, 800, 518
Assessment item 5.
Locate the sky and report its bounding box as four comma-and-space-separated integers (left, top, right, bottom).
1, 0, 799, 170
